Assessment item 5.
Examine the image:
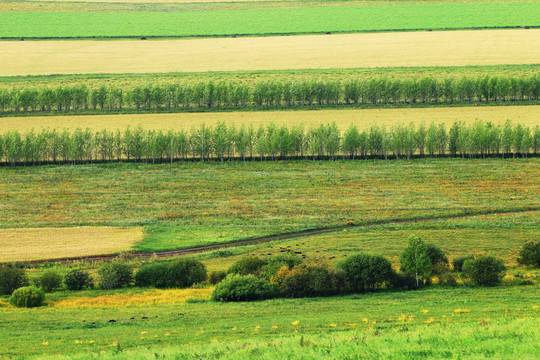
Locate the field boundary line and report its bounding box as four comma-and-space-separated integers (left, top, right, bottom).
8, 207, 539, 265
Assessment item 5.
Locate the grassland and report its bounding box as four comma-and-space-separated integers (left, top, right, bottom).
2, 29, 539, 76
2, 105, 539, 134
0, 159, 538, 256
1, 2, 539, 39
0, 227, 143, 262
197, 211, 540, 272
0, 286, 537, 358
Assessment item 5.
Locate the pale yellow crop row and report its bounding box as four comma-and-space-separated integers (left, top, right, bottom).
1, 29, 539, 76
2, 106, 538, 134
0, 227, 143, 262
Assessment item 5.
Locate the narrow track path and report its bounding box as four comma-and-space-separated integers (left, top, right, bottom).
13, 208, 540, 265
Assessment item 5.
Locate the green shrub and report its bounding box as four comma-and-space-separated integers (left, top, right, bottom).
0, 264, 29, 295
228, 256, 266, 276
167, 259, 207, 288
209, 270, 227, 285
35, 271, 63, 293
135, 263, 169, 288
390, 272, 417, 290
453, 255, 474, 272
463, 256, 506, 286
261, 254, 303, 280
64, 270, 93, 291
439, 272, 457, 287
9, 286, 45, 308
98, 262, 133, 290
426, 243, 449, 266
278, 264, 344, 298
517, 241, 540, 267
336, 253, 394, 293
212, 274, 277, 302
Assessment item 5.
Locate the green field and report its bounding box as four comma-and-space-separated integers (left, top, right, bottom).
1, 0, 539, 358
1, 159, 539, 252
1, 2, 539, 38
1, 286, 538, 358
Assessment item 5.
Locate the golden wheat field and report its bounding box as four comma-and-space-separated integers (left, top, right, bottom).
2, 105, 538, 133
0, 227, 143, 262
1, 29, 539, 76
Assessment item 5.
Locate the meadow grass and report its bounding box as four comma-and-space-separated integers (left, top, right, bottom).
0, 159, 538, 256
197, 211, 540, 272
1, 29, 539, 76
0, 227, 143, 262
0, 286, 537, 358
29, 317, 540, 359
1, 2, 539, 39
2, 105, 539, 134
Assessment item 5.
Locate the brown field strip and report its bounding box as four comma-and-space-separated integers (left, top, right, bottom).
1, 106, 538, 133
1, 29, 539, 76
0, 227, 143, 262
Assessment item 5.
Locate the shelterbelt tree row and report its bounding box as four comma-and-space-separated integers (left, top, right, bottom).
1, 120, 538, 166
1, 74, 540, 114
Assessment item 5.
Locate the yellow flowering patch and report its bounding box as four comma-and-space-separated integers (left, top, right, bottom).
51, 288, 213, 308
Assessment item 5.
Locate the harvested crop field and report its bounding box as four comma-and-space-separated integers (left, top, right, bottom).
1, 29, 539, 76
2, 105, 538, 133
0, 227, 143, 262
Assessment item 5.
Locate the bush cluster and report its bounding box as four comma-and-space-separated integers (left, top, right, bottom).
9, 286, 45, 308
212, 274, 277, 302
462, 256, 506, 286
35, 271, 63, 293
517, 241, 540, 267
98, 262, 134, 290
135, 259, 207, 289
64, 270, 93, 291
0, 265, 29, 295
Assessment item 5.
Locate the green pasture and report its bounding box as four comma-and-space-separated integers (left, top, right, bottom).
1, 2, 539, 39
0, 159, 539, 252
1, 286, 538, 358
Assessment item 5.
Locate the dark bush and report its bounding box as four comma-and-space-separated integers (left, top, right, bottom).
9, 286, 45, 308
462, 256, 506, 286
98, 262, 133, 290
228, 256, 266, 276
278, 264, 343, 298
517, 241, 540, 267
0, 265, 29, 295
390, 272, 417, 290
212, 274, 277, 302
135, 263, 169, 288
261, 254, 303, 280
328, 268, 350, 294
438, 272, 457, 287
432, 262, 450, 276
209, 270, 227, 285
35, 271, 63, 293
426, 243, 449, 266
453, 255, 474, 272
64, 270, 93, 291
336, 253, 394, 293
167, 259, 207, 288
